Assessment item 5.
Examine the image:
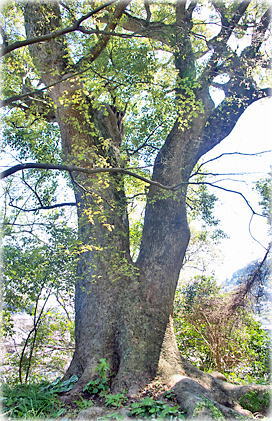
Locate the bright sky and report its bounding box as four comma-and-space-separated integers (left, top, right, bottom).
201, 97, 271, 282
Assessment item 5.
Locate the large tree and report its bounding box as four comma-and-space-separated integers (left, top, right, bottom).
1, 0, 271, 417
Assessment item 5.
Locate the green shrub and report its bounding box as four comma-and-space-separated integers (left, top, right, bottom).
46, 374, 79, 393
239, 390, 271, 414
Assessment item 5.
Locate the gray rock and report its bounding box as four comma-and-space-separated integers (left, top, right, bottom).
76, 406, 106, 420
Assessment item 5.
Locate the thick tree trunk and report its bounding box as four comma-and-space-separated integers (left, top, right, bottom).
24, 1, 192, 391
66, 187, 191, 392
22, 2, 271, 417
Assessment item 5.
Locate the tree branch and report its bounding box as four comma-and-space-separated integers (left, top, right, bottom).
127, 123, 164, 155
229, 244, 271, 311
8, 201, 76, 212
196, 87, 271, 160
1, 0, 117, 56
75, 0, 132, 68
191, 150, 272, 176
241, 6, 272, 58
100, 11, 174, 46
1, 63, 99, 107
209, 0, 250, 50
189, 181, 262, 216
0, 162, 186, 191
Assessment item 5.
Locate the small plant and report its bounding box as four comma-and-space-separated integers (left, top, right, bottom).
239, 390, 271, 414
2, 383, 66, 418
74, 397, 94, 410
129, 397, 184, 418
46, 374, 79, 393
104, 393, 127, 408
83, 358, 110, 396
96, 358, 110, 379
163, 390, 176, 400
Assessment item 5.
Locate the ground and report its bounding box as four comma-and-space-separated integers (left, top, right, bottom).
59, 374, 271, 421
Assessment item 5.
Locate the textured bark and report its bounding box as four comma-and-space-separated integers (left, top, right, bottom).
21, 1, 271, 416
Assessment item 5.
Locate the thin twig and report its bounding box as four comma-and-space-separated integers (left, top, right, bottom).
191, 150, 272, 177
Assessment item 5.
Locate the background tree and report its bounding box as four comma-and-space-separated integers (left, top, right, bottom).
1, 0, 271, 417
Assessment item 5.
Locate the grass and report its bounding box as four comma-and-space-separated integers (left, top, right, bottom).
2, 383, 66, 418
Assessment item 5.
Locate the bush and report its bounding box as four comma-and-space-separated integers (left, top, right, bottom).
174, 276, 270, 382
239, 390, 271, 414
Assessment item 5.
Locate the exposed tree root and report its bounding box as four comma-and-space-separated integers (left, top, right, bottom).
169, 360, 270, 420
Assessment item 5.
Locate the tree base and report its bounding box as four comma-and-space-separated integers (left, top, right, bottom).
62, 320, 270, 419
62, 357, 270, 420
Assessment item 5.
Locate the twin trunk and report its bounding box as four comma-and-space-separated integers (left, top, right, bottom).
65, 165, 191, 391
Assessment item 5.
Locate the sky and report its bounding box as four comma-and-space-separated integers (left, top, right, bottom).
200, 96, 271, 282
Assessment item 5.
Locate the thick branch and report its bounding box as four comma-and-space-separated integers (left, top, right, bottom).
1, 1, 116, 56
209, 0, 251, 56
196, 87, 271, 160
75, 0, 132, 68
100, 11, 174, 46
0, 162, 185, 191
212, 0, 251, 43
9, 201, 76, 212
200, 2, 250, 87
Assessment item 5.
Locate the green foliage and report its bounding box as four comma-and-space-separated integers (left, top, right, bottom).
174, 276, 270, 381
2, 221, 76, 383
162, 391, 176, 400
3, 115, 61, 163
83, 359, 110, 396
74, 397, 94, 410
187, 181, 220, 226
3, 309, 74, 385
82, 375, 109, 396
129, 220, 144, 259
46, 374, 79, 393
2, 383, 66, 419
239, 390, 271, 414
104, 393, 128, 408
255, 178, 272, 220
3, 237, 76, 311
128, 397, 184, 419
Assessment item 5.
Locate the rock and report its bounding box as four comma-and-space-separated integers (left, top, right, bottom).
76, 406, 131, 420
76, 406, 106, 419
